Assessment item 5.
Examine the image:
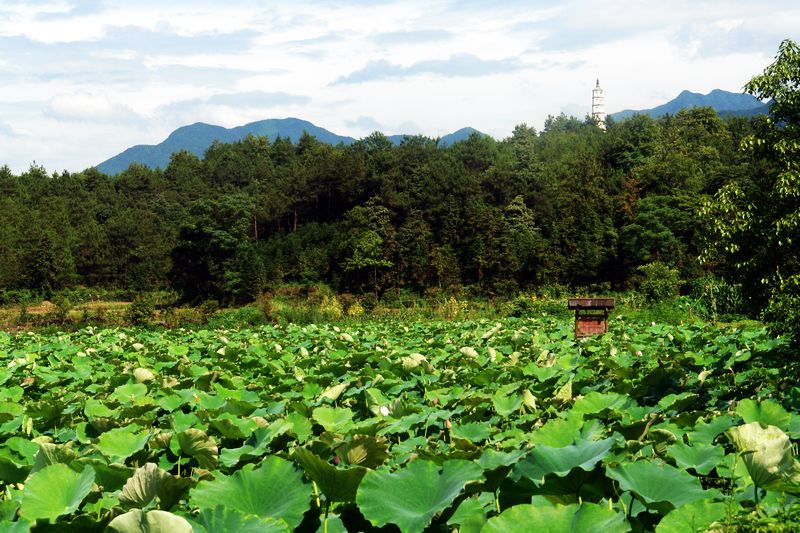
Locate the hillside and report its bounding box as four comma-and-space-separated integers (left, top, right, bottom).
96, 119, 486, 175
611, 89, 768, 120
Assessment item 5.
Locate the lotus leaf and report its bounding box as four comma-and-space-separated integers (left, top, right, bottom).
176, 429, 218, 470
727, 422, 800, 492
482, 501, 629, 533
189, 456, 311, 529
515, 438, 614, 483
106, 509, 193, 533
21, 464, 95, 521
293, 447, 367, 502
606, 461, 712, 511
356, 459, 483, 533
187, 506, 290, 533
655, 499, 729, 533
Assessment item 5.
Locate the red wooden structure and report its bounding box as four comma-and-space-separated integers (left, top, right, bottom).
568, 298, 615, 339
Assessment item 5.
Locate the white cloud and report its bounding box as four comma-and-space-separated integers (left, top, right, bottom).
47, 91, 143, 123
0, 0, 798, 172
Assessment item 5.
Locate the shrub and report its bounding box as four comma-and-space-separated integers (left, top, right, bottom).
52, 295, 73, 324
347, 300, 365, 318
763, 291, 800, 347
637, 262, 681, 304
691, 276, 744, 319
319, 295, 343, 320
125, 296, 155, 326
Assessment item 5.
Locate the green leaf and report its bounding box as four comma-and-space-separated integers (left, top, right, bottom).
492, 390, 522, 417
97, 426, 151, 462
312, 406, 354, 433
21, 464, 95, 521
447, 496, 487, 533
667, 442, 725, 476
482, 502, 629, 533
655, 499, 729, 533
219, 419, 292, 468
356, 459, 483, 533
119, 463, 191, 510
515, 438, 614, 483
452, 422, 493, 443
106, 509, 193, 533
727, 422, 800, 492
176, 429, 218, 470
606, 461, 712, 512
187, 506, 290, 533
736, 399, 792, 430
30, 442, 77, 474
293, 447, 367, 502
189, 456, 311, 529
334, 435, 389, 469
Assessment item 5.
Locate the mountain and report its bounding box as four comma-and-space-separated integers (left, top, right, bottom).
96, 118, 487, 175
96, 118, 357, 176
610, 89, 769, 121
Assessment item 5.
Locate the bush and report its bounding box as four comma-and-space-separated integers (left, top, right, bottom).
763, 292, 800, 347
637, 262, 681, 304
207, 307, 269, 329
691, 276, 744, 319
125, 296, 155, 326
52, 295, 73, 324
347, 300, 365, 318
319, 295, 343, 320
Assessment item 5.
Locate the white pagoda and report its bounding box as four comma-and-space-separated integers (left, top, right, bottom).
592, 79, 606, 130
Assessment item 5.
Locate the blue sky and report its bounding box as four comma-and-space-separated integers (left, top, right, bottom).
1, 0, 798, 172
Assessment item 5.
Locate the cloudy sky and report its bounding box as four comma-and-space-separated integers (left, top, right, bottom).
1, 0, 798, 173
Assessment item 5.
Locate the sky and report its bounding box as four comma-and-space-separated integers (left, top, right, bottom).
0, 0, 799, 173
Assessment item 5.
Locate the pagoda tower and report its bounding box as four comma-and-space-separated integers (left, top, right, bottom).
592, 78, 606, 130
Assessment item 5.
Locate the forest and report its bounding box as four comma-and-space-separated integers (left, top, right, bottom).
0, 41, 798, 342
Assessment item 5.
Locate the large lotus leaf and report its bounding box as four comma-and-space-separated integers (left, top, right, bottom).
654, 499, 729, 533
30, 442, 77, 474
356, 459, 483, 533
727, 422, 800, 492
492, 390, 522, 417
293, 447, 367, 502
667, 441, 725, 476
529, 416, 583, 447
0, 457, 29, 483
20, 464, 95, 521
176, 429, 218, 470
514, 438, 614, 483
97, 426, 151, 462
119, 463, 191, 510
687, 416, 736, 446
112, 383, 149, 405
606, 461, 711, 511
736, 399, 792, 430
312, 406, 354, 433
0, 519, 31, 533
481, 502, 629, 533
189, 456, 311, 529
570, 392, 632, 418
187, 506, 290, 533
334, 435, 389, 468
219, 419, 293, 468
452, 422, 493, 443
447, 496, 487, 533
106, 509, 193, 533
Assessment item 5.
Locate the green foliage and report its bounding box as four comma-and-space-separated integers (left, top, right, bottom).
637, 262, 681, 303
700, 39, 800, 338
124, 295, 155, 326
0, 316, 795, 530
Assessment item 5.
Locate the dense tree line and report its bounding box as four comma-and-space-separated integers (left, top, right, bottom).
0, 107, 772, 306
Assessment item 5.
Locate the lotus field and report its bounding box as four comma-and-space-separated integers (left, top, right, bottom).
1, 316, 799, 531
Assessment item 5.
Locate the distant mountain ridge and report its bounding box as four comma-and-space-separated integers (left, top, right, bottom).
96, 118, 487, 176
611, 89, 769, 121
